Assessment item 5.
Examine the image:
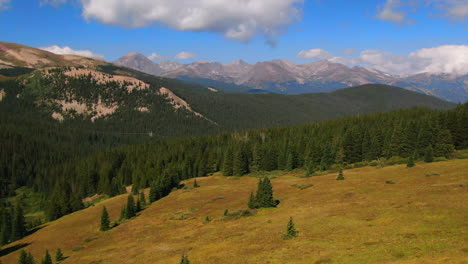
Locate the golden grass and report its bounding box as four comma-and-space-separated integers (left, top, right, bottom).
1, 159, 467, 264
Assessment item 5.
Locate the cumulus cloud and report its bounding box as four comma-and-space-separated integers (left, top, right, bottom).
297, 48, 334, 60
0, 0, 11, 11
174, 51, 197, 60
148, 53, 164, 61
342, 48, 356, 55
376, 0, 468, 22
376, 0, 407, 22
297, 45, 468, 76
39, 45, 105, 59
76, 0, 302, 42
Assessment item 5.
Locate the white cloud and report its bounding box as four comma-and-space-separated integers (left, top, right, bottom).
296, 48, 334, 60
39, 45, 104, 59
0, 0, 11, 11
342, 48, 356, 55
376, 0, 406, 22
148, 53, 164, 61
174, 51, 197, 60
376, 0, 468, 23
297, 45, 468, 76
77, 0, 303, 42
409, 45, 468, 75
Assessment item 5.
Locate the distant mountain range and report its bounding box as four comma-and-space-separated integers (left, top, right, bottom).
115, 52, 468, 102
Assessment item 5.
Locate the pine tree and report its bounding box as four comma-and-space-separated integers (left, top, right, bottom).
135, 200, 142, 213
100, 206, 110, 231
180, 254, 190, 264
305, 159, 315, 177
41, 250, 52, 264
222, 150, 234, 176
336, 169, 345, 180
424, 145, 434, 163
283, 217, 298, 239
233, 147, 249, 176
55, 248, 64, 262
193, 179, 200, 188
406, 153, 415, 168
18, 250, 28, 264
255, 177, 276, 208
125, 194, 136, 219
139, 192, 147, 207
26, 252, 35, 264
12, 203, 26, 240
247, 192, 257, 209
149, 182, 158, 203
119, 205, 126, 221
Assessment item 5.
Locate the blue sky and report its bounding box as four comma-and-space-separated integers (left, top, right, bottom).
0, 0, 467, 74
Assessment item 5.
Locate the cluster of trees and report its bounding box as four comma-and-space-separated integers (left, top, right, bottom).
16, 248, 63, 264
0, 203, 27, 246
248, 178, 276, 209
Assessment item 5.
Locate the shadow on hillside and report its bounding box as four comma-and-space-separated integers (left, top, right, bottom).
0, 243, 30, 257
26, 225, 47, 236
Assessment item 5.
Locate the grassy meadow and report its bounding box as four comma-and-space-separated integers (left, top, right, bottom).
1, 159, 467, 264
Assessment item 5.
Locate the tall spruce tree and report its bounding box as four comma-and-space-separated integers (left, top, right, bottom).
11, 203, 26, 240
139, 192, 146, 207
100, 206, 110, 231
125, 194, 136, 219
233, 147, 249, 176
222, 150, 234, 176
283, 217, 298, 239
180, 254, 190, 264
336, 169, 345, 180
41, 250, 52, 264
55, 248, 64, 262
424, 145, 434, 162
255, 177, 276, 208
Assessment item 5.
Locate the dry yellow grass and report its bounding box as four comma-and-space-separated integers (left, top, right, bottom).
1, 159, 467, 264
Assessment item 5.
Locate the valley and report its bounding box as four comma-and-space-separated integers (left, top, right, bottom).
1, 159, 467, 264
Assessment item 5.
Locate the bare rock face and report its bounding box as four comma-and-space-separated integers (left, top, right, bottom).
114, 52, 164, 75
114, 52, 467, 102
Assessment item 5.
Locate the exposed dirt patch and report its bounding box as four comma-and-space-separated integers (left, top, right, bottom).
55, 98, 118, 121
51, 112, 64, 121
5, 48, 52, 66
0, 89, 5, 101
62, 68, 149, 92
159, 87, 217, 125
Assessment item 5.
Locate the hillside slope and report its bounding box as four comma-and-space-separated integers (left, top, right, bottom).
1, 159, 467, 264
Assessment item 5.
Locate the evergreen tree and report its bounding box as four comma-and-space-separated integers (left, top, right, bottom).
305, 159, 315, 177
55, 248, 64, 262
222, 150, 234, 176
11, 203, 26, 240
180, 254, 190, 264
100, 206, 110, 231
424, 145, 434, 162
139, 192, 146, 207
119, 205, 126, 221
283, 217, 298, 239
0, 207, 12, 245
125, 194, 136, 219
255, 177, 276, 208
41, 250, 52, 264
406, 154, 415, 168
233, 147, 249, 176
26, 252, 35, 264
336, 169, 345, 180
18, 250, 28, 264
193, 179, 199, 188
149, 182, 158, 203
247, 192, 257, 209
135, 200, 142, 213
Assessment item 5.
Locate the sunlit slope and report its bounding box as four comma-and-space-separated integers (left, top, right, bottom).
2, 159, 467, 264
